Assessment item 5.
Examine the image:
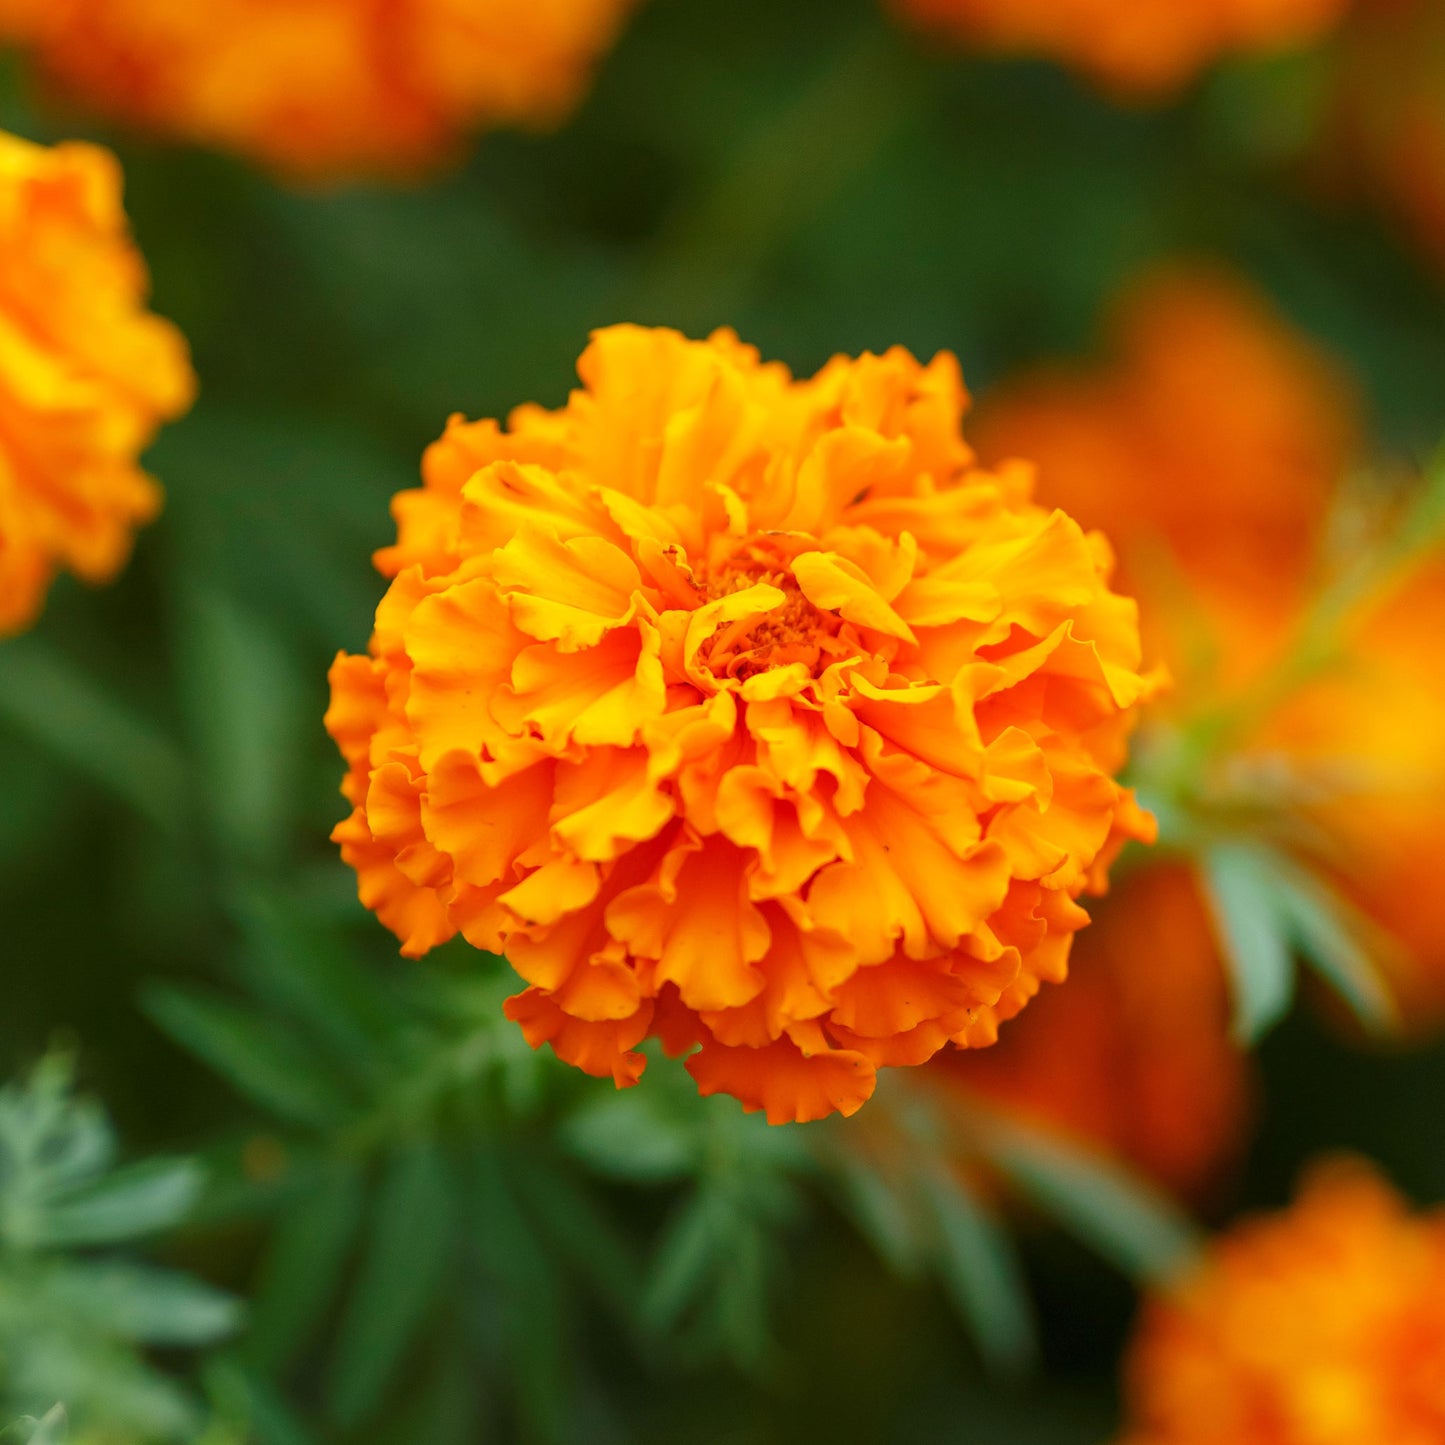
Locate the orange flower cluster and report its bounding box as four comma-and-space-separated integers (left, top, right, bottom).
893, 0, 1350, 97
975, 265, 1445, 1027
0, 0, 637, 179
939, 864, 1251, 1201
1117, 1162, 1445, 1445
0, 130, 194, 636
326, 325, 1156, 1123
1325, 0, 1445, 276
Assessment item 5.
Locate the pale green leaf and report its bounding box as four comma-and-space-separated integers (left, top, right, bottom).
35, 1159, 202, 1249
971, 1110, 1204, 1285
921, 1168, 1036, 1376
1203, 843, 1297, 1043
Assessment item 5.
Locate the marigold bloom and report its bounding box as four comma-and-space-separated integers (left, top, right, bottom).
1325, 0, 1445, 276
893, 0, 1350, 98
939, 864, 1251, 1200
973, 267, 1359, 691
1254, 557, 1445, 1021
976, 267, 1445, 1027
0, 0, 637, 180
1117, 1161, 1445, 1445
326, 325, 1155, 1123
0, 130, 194, 636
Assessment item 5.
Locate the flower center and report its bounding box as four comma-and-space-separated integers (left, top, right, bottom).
697, 539, 850, 681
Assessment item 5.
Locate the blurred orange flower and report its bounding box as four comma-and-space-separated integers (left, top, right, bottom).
976, 265, 1445, 1028
1254, 558, 1445, 1019
1117, 1160, 1445, 1445
1325, 0, 1445, 277
939, 864, 1252, 1201
0, 0, 637, 180
973, 266, 1359, 686
893, 0, 1350, 98
0, 130, 194, 636
326, 324, 1156, 1123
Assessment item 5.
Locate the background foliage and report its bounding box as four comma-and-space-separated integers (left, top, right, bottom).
1, 0, 1444, 1440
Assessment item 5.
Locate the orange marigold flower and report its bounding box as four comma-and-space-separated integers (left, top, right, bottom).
938, 863, 1252, 1201
892, 0, 1350, 98
1252, 556, 1445, 1022
0, 130, 194, 636
1117, 1161, 1445, 1445
1324, 0, 1445, 277
976, 266, 1445, 1027
0, 0, 637, 180
973, 266, 1360, 691
325, 325, 1156, 1123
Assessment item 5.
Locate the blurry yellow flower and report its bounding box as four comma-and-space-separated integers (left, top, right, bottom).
892, 0, 1350, 98
0, 0, 637, 180
938, 863, 1252, 1201
326, 324, 1155, 1123
0, 130, 193, 636
1325, 0, 1445, 277
1117, 1161, 1445, 1445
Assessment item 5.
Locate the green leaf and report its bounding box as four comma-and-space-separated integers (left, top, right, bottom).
203, 1361, 316, 1445
325, 1144, 453, 1428
1267, 859, 1397, 1035
200, 1358, 316, 1445
826, 1147, 927, 1279
173, 587, 307, 869
970, 1110, 1204, 1286
640, 1188, 734, 1335
144, 985, 352, 1130
243, 1161, 366, 1374
0, 636, 190, 836
0, 1407, 67, 1445
35, 1159, 203, 1248
1203, 842, 1297, 1043
557, 1091, 698, 1184
510, 1154, 639, 1324
920, 1168, 1036, 1376
43, 1262, 242, 1345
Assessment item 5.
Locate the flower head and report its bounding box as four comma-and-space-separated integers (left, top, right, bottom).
0, 0, 637, 180
937, 863, 1252, 1200
976, 266, 1445, 1029
1117, 1161, 1445, 1445
0, 129, 194, 636
1254, 556, 1445, 1021
974, 266, 1360, 693
892, 0, 1350, 97
326, 325, 1155, 1123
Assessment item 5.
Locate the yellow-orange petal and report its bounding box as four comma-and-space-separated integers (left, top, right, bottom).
687, 1025, 877, 1125
505, 988, 652, 1088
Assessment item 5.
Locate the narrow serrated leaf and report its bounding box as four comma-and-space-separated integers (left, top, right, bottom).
36, 1158, 202, 1248
325, 1144, 452, 1427
921, 1168, 1036, 1376
0, 638, 190, 835
1203, 843, 1297, 1042
1269, 861, 1397, 1034
972, 1111, 1203, 1285
45, 1262, 241, 1345
244, 1161, 366, 1374
641, 1188, 731, 1333
144, 985, 351, 1130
